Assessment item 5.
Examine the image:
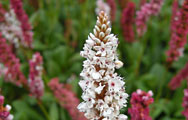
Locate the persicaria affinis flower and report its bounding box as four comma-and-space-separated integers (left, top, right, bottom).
0, 9, 23, 48
28, 52, 44, 99
128, 89, 154, 120
78, 11, 128, 120
48, 78, 87, 120
0, 32, 27, 86
121, 2, 135, 43
0, 95, 13, 120
166, 0, 188, 64
182, 89, 188, 120
0, 0, 33, 48
169, 62, 188, 90
10, 0, 33, 48
136, 0, 163, 36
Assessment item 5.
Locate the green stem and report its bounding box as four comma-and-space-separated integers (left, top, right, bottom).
135, 36, 148, 76
37, 99, 50, 120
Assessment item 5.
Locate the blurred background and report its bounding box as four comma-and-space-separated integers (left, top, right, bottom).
1, 0, 188, 120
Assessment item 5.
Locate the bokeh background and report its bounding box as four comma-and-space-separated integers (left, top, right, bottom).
1, 0, 188, 120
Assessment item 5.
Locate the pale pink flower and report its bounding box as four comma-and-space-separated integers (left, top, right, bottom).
0, 32, 27, 86
28, 52, 44, 99
10, 0, 33, 47
136, 0, 163, 36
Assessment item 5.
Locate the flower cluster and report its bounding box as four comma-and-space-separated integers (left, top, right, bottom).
0, 9, 23, 48
10, 0, 33, 48
136, 0, 163, 36
166, 0, 188, 64
182, 89, 188, 120
78, 11, 128, 120
96, 0, 110, 19
0, 95, 13, 120
48, 78, 86, 120
128, 89, 154, 120
0, 0, 33, 48
121, 2, 135, 43
106, 0, 116, 22
28, 52, 44, 99
0, 33, 27, 86
169, 62, 188, 90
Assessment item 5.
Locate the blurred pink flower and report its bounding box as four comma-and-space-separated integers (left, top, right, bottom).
107, 0, 117, 22
169, 62, 188, 90
0, 95, 13, 120
121, 2, 135, 43
48, 78, 87, 120
182, 89, 188, 120
136, 0, 163, 36
128, 89, 154, 120
96, 0, 111, 18
10, 0, 33, 48
28, 52, 44, 99
0, 33, 27, 86
166, 0, 188, 64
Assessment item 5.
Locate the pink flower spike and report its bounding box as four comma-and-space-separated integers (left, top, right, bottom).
10, 0, 33, 48
128, 89, 154, 120
136, 0, 163, 36
166, 0, 188, 64
48, 78, 87, 120
121, 2, 135, 43
28, 52, 44, 99
169, 62, 188, 90
0, 32, 27, 86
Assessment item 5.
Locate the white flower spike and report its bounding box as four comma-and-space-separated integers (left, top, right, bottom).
78, 11, 128, 120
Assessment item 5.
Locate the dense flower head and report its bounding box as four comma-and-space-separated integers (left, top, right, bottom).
0, 9, 23, 48
106, 0, 117, 22
78, 11, 128, 120
0, 95, 13, 120
182, 89, 188, 120
0, 32, 27, 86
136, 0, 164, 36
169, 62, 188, 90
28, 52, 44, 99
166, 0, 188, 64
121, 2, 135, 43
10, 0, 33, 48
96, 0, 111, 19
0, 0, 33, 48
128, 89, 154, 120
48, 78, 87, 120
